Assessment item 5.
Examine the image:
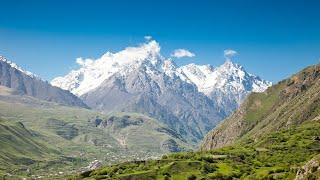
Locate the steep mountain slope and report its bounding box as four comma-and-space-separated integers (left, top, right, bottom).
52, 40, 270, 143
0, 85, 192, 178
177, 61, 271, 114
80, 64, 223, 143
79, 64, 320, 180
201, 64, 320, 150
0, 56, 87, 108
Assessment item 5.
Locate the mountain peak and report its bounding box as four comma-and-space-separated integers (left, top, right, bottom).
52, 40, 271, 109
0, 55, 38, 79
177, 60, 271, 111
52, 40, 165, 96
162, 59, 177, 77
220, 59, 242, 70
142, 40, 161, 55
98, 40, 162, 67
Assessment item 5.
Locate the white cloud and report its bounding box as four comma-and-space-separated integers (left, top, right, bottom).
171, 49, 195, 58
144, 35, 152, 41
76, 57, 93, 66
224, 49, 238, 60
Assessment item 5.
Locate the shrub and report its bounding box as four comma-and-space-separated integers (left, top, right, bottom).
307, 174, 317, 180
201, 163, 216, 174
187, 174, 197, 180
163, 174, 170, 180
162, 172, 171, 177
200, 156, 215, 163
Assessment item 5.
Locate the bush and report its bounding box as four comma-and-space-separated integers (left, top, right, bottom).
80, 170, 93, 177
307, 174, 317, 180
201, 163, 216, 174
162, 172, 171, 177
187, 174, 196, 180
200, 156, 215, 163
163, 174, 170, 180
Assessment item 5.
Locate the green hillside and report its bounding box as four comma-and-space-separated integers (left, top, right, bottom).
0, 86, 192, 178
201, 64, 320, 150
0, 118, 60, 178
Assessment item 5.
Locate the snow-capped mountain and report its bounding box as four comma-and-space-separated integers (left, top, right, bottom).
52, 40, 164, 96
176, 60, 271, 113
0, 55, 88, 108
52, 41, 270, 100
0, 56, 38, 79
51, 40, 271, 143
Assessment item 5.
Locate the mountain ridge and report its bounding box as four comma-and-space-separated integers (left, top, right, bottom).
177, 60, 271, 114
0, 56, 88, 108
51, 40, 271, 143
51, 41, 271, 101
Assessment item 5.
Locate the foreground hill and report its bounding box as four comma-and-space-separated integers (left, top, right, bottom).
77, 64, 320, 179
0, 85, 191, 178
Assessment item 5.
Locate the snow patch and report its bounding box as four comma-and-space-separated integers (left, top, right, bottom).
0, 55, 39, 79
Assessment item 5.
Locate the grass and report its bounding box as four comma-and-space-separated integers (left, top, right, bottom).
0, 118, 65, 178
73, 120, 320, 179
243, 89, 279, 123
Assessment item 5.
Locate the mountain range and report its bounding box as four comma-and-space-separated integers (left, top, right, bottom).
51, 40, 271, 143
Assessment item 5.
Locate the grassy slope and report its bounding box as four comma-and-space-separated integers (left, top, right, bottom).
201, 64, 320, 150
0, 118, 58, 177
0, 87, 192, 178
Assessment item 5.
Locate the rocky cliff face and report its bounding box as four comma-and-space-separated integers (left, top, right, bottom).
0, 56, 88, 108
201, 64, 320, 150
295, 155, 320, 180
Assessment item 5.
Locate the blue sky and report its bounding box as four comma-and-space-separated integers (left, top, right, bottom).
0, 0, 319, 82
